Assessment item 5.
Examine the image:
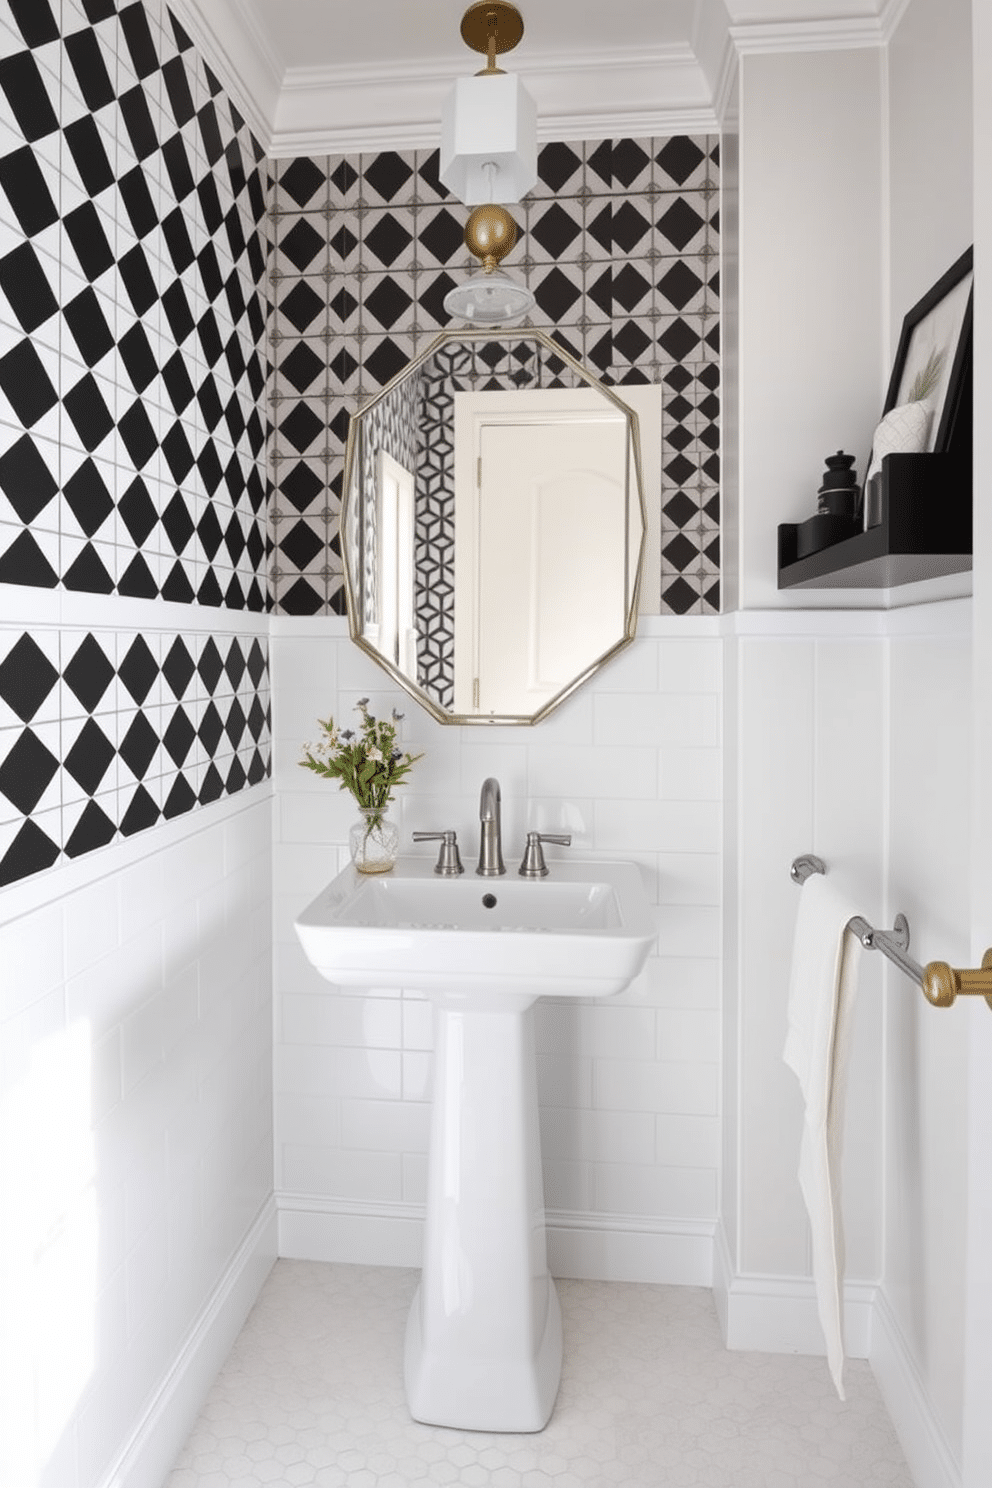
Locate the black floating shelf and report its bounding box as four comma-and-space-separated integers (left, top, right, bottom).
778, 451, 972, 590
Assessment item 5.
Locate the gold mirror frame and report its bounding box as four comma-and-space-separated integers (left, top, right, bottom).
340, 327, 647, 726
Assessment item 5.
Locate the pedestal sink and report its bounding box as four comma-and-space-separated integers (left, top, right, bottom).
295, 856, 656, 1432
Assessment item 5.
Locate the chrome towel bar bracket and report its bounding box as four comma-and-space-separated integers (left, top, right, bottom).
789, 855, 992, 1011
790, 854, 826, 884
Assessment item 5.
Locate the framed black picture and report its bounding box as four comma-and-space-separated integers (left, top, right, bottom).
884, 245, 973, 450
862, 246, 973, 521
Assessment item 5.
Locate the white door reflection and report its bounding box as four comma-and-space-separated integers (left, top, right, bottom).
371, 450, 418, 679
453, 390, 629, 717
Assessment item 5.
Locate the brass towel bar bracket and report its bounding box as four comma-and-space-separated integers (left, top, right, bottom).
790, 855, 992, 1011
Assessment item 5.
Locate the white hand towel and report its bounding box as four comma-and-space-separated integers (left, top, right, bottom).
783, 872, 863, 1400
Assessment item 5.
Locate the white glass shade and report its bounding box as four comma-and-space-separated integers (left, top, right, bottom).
443, 270, 535, 325
439, 72, 537, 205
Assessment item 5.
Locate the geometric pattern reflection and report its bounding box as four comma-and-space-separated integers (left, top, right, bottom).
411, 336, 610, 711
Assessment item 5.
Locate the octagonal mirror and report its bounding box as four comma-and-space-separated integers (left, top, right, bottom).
341, 328, 646, 725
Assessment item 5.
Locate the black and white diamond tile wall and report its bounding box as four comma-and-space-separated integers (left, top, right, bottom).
0, 0, 271, 612
269, 136, 720, 618
0, 626, 271, 886
0, 0, 274, 887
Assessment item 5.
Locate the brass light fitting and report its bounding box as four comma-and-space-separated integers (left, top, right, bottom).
459, 0, 526, 74
439, 0, 537, 206
464, 201, 517, 273
441, 3, 535, 324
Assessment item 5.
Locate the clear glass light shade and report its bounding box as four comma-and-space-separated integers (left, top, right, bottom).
443, 269, 535, 325
439, 72, 537, 205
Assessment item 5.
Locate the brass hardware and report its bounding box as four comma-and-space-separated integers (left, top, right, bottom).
442, 2, 535, 319
464, 203, 518, 273
460, 1, 525, 73
922, 950, 992, 1010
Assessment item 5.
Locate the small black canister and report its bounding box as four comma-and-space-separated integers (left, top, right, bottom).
817, 450, 860, 518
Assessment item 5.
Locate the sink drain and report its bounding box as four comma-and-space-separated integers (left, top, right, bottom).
482, 893, 498, 909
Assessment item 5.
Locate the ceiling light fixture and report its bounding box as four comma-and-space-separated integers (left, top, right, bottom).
440, 1, 537, 205
440, 2, 537, 325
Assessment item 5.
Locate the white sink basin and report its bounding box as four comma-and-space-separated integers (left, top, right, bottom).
294, 855, 656, 1004
294, 852, 656, 1434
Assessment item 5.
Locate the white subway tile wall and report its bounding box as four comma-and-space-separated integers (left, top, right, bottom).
0, 797, 273, 1488
730, 633, 888, 1284
273, 629, 723, 1257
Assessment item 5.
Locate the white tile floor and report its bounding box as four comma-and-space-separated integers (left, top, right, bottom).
165, 1261, 915, 1488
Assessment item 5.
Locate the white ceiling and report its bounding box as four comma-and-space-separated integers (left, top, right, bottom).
176, 0, 901, 153
253, 0, 698, 73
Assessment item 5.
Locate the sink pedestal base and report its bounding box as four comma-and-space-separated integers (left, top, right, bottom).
404, 998, 562, 1432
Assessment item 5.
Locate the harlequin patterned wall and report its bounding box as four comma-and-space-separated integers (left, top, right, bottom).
0, 0, 272, 887
268, 136, 721, 620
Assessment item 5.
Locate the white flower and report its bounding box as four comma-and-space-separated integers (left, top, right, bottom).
367, 746, 382, 763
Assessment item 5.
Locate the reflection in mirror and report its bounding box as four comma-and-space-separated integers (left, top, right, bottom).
342, 329, 646, 725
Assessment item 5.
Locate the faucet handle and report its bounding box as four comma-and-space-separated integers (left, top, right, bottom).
412, 830, 464, 876
518, 831, 572, 879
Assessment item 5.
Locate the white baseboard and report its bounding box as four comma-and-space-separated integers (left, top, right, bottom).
278, 1194, 424, 1268
98, 1197, 278, 1488
277, 1193, 714, 1287
870, 1288, 961, 1488
712, 1222, 874, 1357
547, 1210, 714, 1286
712, 1220, 733, 1341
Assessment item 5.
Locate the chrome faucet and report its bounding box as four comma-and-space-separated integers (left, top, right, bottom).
476, 777, 505, 877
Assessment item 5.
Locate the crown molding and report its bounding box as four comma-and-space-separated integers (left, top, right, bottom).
270, 46, 718, 155
690, 2, 738, 128
268, 108, 720, 160
729, 15, 886, 54
711, 38, 740, 129
878, 0, 914, 43
171, 1, 909, 158
169, 0, 282, 148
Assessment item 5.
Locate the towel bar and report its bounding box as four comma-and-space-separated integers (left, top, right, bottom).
790, 855, 992, 1010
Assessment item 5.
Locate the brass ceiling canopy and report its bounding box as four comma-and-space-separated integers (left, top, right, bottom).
460, 1, 525, 74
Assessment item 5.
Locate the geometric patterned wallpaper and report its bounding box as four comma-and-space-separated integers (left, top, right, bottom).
0, 0, 723, 882
269, 135, 721, 617
0, 0, 270, 607
0, 625, 270, 886
0, 0, 272, 887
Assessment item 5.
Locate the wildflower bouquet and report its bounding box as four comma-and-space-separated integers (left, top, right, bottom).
299, 698, 423, 832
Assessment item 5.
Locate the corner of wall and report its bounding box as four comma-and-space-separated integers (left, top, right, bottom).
96, 1201, 278, 1488
870, 1287, 963, 1488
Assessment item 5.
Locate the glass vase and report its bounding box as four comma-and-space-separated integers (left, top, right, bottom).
349, 806, 399, 874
